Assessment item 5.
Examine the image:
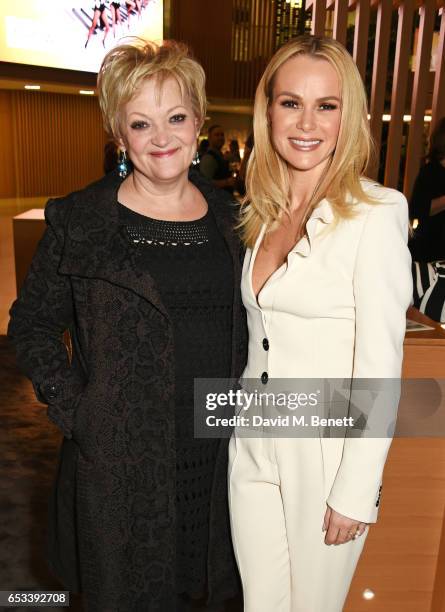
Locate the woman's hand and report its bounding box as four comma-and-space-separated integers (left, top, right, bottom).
322, 505, 368, 545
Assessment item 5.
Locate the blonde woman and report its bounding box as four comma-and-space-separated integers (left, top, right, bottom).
228, 35, 412, 611
9, 40, 246, 611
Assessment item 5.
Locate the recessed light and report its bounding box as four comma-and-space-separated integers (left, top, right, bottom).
362, 588, 375, 600
79, 90, 95, 95
367, 112, 432, 123
24, 85, 40, 90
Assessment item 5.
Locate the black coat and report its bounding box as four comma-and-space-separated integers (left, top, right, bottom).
8, 170, 247, 611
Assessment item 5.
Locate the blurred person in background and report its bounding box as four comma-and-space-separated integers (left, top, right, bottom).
8, 39, 246, 612
224, 139, 241, 164
193, 137, 209, 168
236, 132, 254, 196
198, 137, 209, 158
199, 125, 235, 193
409, 117, 445, 262
103, 139, 119, 174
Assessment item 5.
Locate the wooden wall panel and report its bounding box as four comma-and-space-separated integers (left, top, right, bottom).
385, 0, 415, 188
0, 92, 17, 198
171, 0, 234, 99
368, 0, 393, 179
311, 0, 328, 36
264, 0, 274, 64
333, 0, 349, 45
431, 7, 445, 133
353, 0, 371, 82
404, 0, 436, 199
0, 90, 107, 199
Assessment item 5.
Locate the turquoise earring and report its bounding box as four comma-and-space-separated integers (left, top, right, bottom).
118, 150, 129, 178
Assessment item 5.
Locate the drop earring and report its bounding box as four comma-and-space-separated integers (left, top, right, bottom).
118, 150, 129, 178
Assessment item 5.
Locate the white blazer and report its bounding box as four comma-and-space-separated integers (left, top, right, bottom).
240, 180, 413, 523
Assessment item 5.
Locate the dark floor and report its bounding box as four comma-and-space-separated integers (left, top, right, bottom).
0, 336, 84, 612
0, 336, 242, 612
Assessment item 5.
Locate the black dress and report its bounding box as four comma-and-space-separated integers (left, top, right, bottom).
118, 202, 234, 599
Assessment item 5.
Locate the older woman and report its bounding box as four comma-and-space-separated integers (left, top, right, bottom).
8, 40, 246, 611
228, 35, 412, 611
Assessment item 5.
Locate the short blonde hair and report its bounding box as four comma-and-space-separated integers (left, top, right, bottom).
240, 35, 376, 248
97, 38, 206, 140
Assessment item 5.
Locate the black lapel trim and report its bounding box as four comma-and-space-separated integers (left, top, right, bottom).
59, 171, 168, 317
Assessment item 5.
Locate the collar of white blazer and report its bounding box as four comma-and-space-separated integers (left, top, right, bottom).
259, 198, 335, 258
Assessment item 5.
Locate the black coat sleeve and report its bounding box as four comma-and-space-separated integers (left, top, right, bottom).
8, 198, 86, 438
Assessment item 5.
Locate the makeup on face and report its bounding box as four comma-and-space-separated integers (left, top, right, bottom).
268, 55, 342, 185
119, 77, 199, 183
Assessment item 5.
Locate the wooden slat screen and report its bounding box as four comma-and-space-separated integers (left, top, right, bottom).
368, 0, 393, 179
171, 0, 234, 99
0, 91, 17, 198
230, 0, 275, 99
404, 0, 436, 196
431, 7, 445, 133
353, 0, 371, 81
171, 0, 443, 196
385, 0, 415, 188
333, 0, 349, 45
311, 0, 328, 35
0, 90, 107, 198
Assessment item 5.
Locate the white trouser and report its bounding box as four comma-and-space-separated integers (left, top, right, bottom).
228, 434, 368, 612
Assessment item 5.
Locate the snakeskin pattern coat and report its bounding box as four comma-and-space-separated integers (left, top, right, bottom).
8, 169, 247, 611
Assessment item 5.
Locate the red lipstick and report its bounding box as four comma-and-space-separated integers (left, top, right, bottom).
150, 148, 179, 158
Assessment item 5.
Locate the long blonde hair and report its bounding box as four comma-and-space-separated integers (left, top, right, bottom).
239, 35, 376, 248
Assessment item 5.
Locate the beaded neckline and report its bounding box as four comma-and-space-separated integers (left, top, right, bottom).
118, 202, 210, 247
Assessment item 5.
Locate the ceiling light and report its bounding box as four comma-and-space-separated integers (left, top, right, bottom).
367, 112, 433, 123
79, 90, 95, 95
24, 85, 40, 90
